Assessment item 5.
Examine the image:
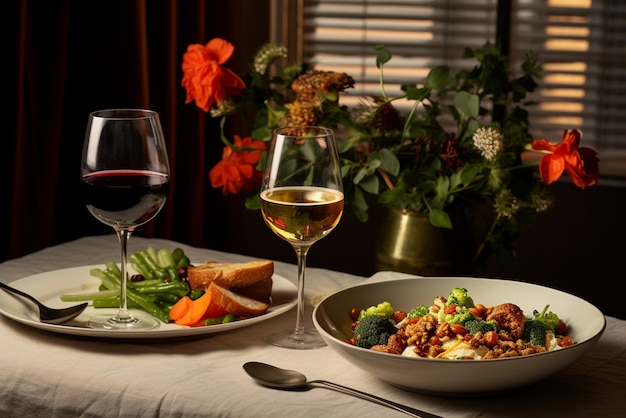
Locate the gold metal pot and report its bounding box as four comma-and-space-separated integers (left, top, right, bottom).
375, 208, 475, 276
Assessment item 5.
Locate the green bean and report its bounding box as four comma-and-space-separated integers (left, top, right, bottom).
177, 255, 191, 268
93, 298, 141, 309
90, 268, 107, 280
156, 300, 174, 312
129, 253, 153, 280
128, 279, 166, 288
203, 316, 226, 326
105, 261, 121, 277
146, 246, 159, 265
153, 293, 181, 304
157, 248, 175, 268
221, 313, 238, 324
171, 248, 185, 263
138, 251, 166, 279
172, 247, 191, 268
130, 260, 153, 281
158, 248, 181, 280
126, 287, 170, 323
60, 289, 118, 302
133, 282, 189, 297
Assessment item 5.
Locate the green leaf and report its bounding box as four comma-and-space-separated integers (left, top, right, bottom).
337, 135, 361, 154
461, 119, 481, 141
358, 173, 379, 195
245, 193, 261, 210
378, 186, 405, 206
429, 208, 452, 229
374, 45, 392, 68
426, 65, 452, 89
354, 164, 377, 184
449, 170, 463, 190
300, 140, 317, 162
372, 148, 400, 176
403, 84, 431, 101
458, 164, 482, 186
454, 91, 479, 117
351, 188, 369, 222
323, 91, 338, 101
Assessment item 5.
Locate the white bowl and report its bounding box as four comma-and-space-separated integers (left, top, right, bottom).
313, 275, 606, 396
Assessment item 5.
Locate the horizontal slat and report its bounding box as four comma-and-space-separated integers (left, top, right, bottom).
300, 0, 626, 151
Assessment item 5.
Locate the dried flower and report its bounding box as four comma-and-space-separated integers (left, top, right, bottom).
473, 126, 504, 161
253, 43, 287, 74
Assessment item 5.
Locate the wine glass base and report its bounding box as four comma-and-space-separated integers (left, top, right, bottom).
88, 314, 160, 330
265, 329, 326, 349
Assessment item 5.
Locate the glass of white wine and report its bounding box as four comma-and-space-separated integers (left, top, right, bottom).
260, 126, 344, 349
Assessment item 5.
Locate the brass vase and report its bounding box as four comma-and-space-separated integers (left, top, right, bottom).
375, 208, 475, 276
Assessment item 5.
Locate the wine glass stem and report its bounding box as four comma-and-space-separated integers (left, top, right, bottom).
115, 228, 133, 321
293, 245, 310, 338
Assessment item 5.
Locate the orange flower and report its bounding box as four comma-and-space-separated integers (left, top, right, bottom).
531, 129, 599, 189
209, 135, 265, 195
181, 38, 245, 112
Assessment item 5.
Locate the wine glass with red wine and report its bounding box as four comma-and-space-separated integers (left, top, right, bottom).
80, 109, 170, 330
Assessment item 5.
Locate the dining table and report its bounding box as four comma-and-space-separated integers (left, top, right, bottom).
0, 235, 624, 418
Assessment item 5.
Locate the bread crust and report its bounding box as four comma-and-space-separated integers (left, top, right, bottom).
187, 260, 274, 289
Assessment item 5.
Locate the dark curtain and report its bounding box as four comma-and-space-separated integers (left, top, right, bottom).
3, 0, 272, 262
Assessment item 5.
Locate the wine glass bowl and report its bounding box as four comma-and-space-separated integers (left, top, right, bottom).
80, 109, 170, 330
260, 126, 344, 349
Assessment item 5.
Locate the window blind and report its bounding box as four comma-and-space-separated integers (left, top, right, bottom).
272, 0, 626, 156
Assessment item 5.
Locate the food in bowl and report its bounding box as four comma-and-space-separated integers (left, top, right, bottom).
346, 287, 574, 360
313, 276, 606, 395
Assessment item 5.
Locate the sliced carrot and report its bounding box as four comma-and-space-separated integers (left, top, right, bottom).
169, 296, 193, 321
170, 287, 231, 326
174, 290, 214, 326
203, 299, 228, 319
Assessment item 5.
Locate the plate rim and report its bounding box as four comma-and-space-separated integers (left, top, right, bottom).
0, 264, 297, 339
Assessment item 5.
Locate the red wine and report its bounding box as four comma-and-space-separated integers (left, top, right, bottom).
81, 169, 169, 229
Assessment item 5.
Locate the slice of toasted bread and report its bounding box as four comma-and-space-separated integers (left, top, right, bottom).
209, 282, 270, 317
187, 260, 274, 290
231, 277, 273, 304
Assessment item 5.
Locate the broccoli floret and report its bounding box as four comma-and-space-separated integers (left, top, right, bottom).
445, 287, 475, 308
532, 305, 561, 332
407, 304, 429, 319
523, 319, 547, 346
357, 301, 394, 321
353, 314, 397, 349
464, 319, 497, 335
438, 307, 474, 325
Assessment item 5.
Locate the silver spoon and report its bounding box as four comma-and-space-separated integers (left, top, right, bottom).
0, 282, 88, 325
243, 362, 442, 418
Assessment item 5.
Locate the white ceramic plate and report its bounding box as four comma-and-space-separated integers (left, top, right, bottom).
313, 275, 606, 396
0, 265, 297, 339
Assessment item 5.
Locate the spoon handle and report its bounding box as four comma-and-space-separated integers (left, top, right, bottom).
310, 380, 442, 418
0, 282, 42, 307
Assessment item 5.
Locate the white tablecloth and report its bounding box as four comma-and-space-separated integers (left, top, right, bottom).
0, 236, 624, 417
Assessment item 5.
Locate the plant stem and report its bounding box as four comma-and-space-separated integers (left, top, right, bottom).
473, 215, 500, 263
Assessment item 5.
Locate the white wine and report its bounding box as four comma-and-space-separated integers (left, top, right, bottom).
261, 186, 344, 245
